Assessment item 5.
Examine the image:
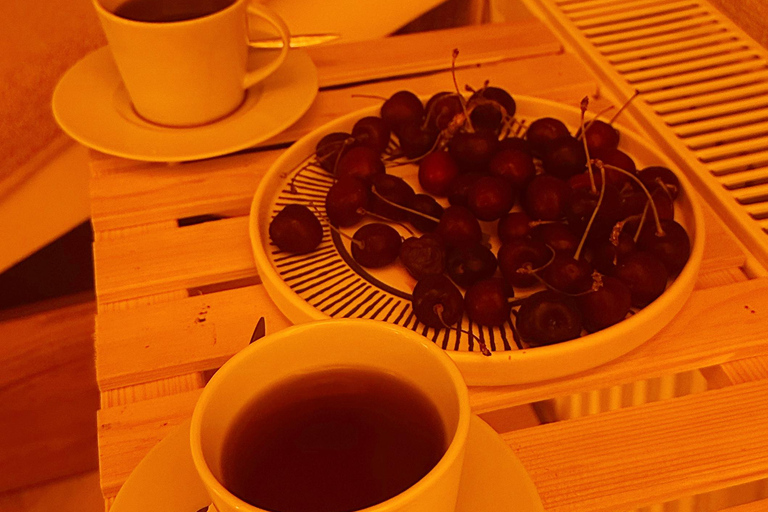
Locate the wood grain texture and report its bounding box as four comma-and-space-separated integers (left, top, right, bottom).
98, 389, 202, 497
505, 379, 768, 512
469, 277, 768, 413
96, 285, 291, 390
307, 19, 561, 88
0, 299, 98, 493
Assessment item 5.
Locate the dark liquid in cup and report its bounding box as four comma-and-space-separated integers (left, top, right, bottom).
113, 0, 236, 22
221, 368, 447, 512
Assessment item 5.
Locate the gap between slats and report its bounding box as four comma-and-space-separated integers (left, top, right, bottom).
572, 1, 701, 28
580, 6, 710, 38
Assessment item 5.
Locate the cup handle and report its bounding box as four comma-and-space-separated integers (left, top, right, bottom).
243, 2, 290, 89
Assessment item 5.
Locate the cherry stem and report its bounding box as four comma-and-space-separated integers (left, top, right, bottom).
602, 162, 665, 236
607, 90, 639, 126
358, 207, 415, 237
450, 48, 474, 133
578, 100, 598, 195
350, 93, 388, 101
370, 186, 440, 224
328, 223, 365, 250
580, 105, 615, 136
434, 304, 491, 356
634, 202, 649, 242
574, 163, 606, 261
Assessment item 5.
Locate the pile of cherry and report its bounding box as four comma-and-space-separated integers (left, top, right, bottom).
269, 85, 691, 351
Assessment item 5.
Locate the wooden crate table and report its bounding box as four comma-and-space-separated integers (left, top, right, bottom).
90, 19, 768, 512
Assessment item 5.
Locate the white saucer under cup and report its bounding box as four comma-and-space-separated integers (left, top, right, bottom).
52, 47, 317, 161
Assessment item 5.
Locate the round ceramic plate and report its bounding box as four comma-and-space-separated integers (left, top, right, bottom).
110, 416, 544, 512
52, 46, 318, 162
249, 95, 705, 386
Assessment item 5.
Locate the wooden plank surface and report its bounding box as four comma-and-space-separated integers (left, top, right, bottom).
505, 379, 768, 512
89, 14, 768, 512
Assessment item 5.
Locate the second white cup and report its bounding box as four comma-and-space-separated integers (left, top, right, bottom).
190, 319, 470, 512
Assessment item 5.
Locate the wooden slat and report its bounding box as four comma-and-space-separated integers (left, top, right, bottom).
89, 150, 276, 232
469, 277, 768, 413
98, 389, 202, 498
96, 285, 291, 391
505, 379, 768, 511
99, 373, 204, 409
718, 498, 768, 512
89, 52, 605, 233
306, 19, 562, 88
93, 217, 255, 304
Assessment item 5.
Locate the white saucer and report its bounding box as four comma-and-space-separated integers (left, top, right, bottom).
110, 415, 543, 512
52, 47, 318, 162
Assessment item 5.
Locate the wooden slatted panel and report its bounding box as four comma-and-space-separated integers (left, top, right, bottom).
505, 379, 768, 512
528, 0, 768, 270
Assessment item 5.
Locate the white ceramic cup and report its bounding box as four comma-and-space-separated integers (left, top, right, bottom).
92, 0, 290, 126
190, 319, 470, 512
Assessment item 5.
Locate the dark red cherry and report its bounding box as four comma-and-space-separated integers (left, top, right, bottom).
408, 193, 444, 233
369, 174, 416, 222
542, 136, 587, 180
315, 132, 355, 172
592, 147, 636, 188
425, 92, 464, 132
467, 175, 516, 222
269, 204, 323, 254
396, 122, 438, 159
636, 219, 690, 275
638, 166, 681, 200
515, 290, 582, 347
448, 131, 498, 173
578, 275, 631, 333
380, 90, 424, 130
497, 238, 551, 288
469, 86, 516, 117
335, 145, 385, 181
526, 117, 570, 157
464, 278, 511, 327
446, 244, 498, 288
615, 251, 669, 307
352, 116, 391, 154
530, 222, 579, 256
581, 119, 619, 155
399, 233, 446, 280
447, 172, 483, 208
325, 176, 370, 227
565, 183, 623, 242
351, 223, 402, 268
584, 229, 636, 275
540, 253, 594, 294
418, 150, 460, 197
497, 211, 533, 243
412, 274, 464, 328
497, 136, 533, 155
436, 205, 483, 248
522, 174, 572, 221
489, 148, 536, 188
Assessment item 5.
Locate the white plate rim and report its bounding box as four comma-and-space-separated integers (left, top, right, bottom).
249, 95, 705, 386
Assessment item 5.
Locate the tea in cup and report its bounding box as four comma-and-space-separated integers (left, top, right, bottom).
92, 0, 290, 126
190, 319, 470, 512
